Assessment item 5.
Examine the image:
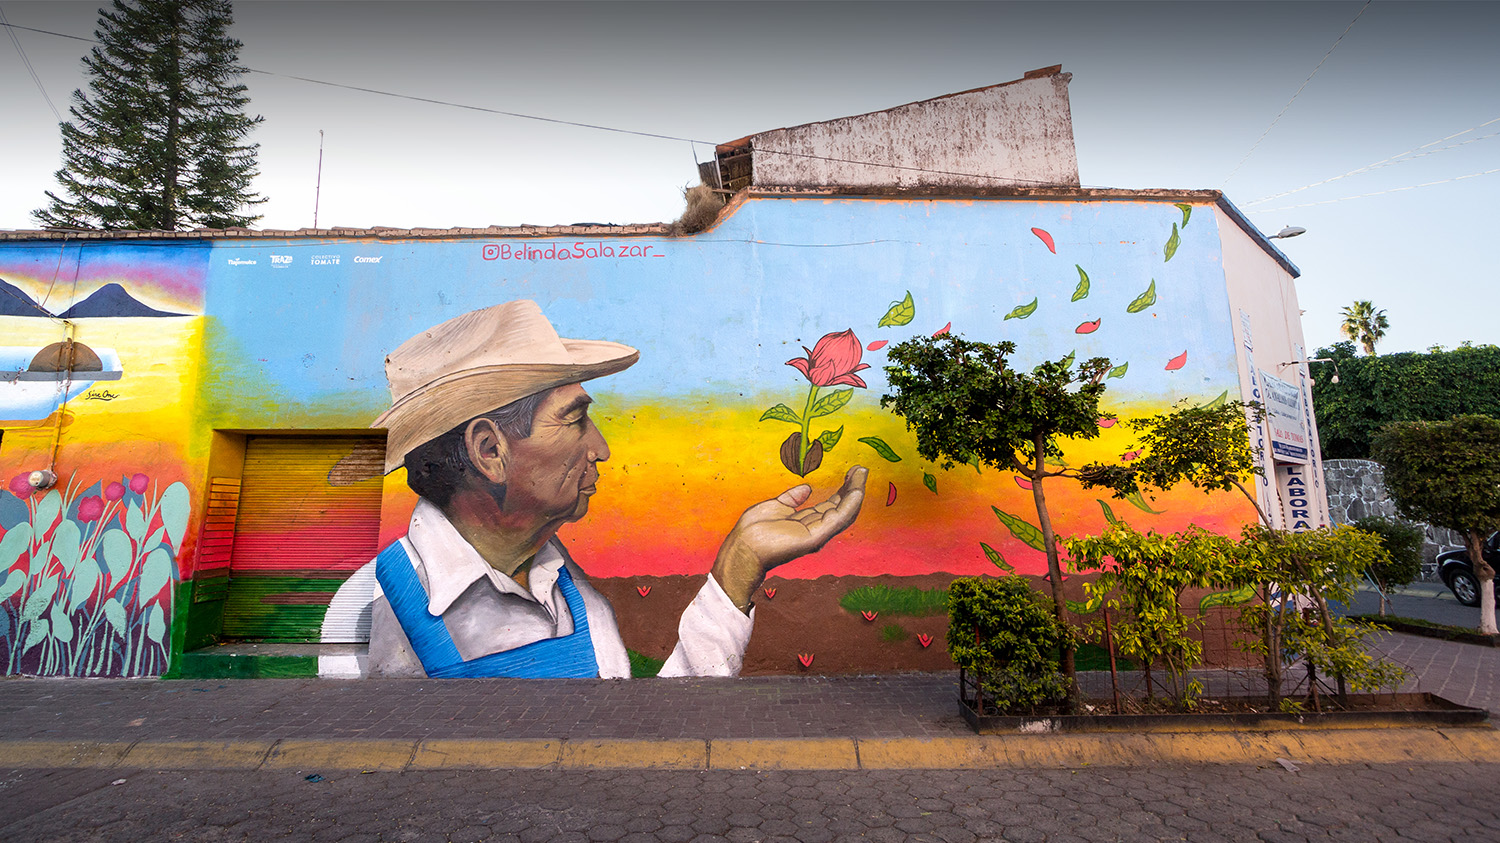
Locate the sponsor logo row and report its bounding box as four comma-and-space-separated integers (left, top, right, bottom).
226, 255, 385, 267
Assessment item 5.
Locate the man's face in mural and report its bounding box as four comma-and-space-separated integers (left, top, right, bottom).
473, 383, 609, 528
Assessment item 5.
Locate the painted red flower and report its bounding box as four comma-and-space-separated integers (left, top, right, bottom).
78, 496, 105, 522
105, 482, 126, 501
129, 473, 149, 494
8, 473, 33, 499
787, 329, 870, 388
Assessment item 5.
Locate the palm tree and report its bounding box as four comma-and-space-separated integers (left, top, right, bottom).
1340, 301, 1389, 356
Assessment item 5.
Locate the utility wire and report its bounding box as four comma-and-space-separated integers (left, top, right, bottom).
0, 6, 63, 122
1245, 117, 1500, 206
1248, 166, 1500, 212
1222, 0, 1371, 186
0, 20, 1085, 189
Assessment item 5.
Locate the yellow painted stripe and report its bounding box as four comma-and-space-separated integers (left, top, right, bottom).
710, 738, 860, 770
261, 739, 417, 772
0, 728, 1495, 772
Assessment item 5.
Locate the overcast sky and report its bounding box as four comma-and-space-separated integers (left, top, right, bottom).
2, 1, 1496, 354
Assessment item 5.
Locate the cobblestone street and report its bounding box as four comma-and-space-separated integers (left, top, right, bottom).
5, 762, 1498, 843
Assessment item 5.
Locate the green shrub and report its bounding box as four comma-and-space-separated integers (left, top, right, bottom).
1351, 516, 1424, 594
947, 576, 1071, 714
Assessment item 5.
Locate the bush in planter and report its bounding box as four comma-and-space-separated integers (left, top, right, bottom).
1067, 525, 1236, 710
1351, 516, 1424, 614
947, 576, 1071, 715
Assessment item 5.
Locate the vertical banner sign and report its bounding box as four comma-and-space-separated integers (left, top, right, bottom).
1238, 310, 1277, 525
1258, 370, 1310, 464
1293, 343, 1327, 526
1276, 463, 1313, 531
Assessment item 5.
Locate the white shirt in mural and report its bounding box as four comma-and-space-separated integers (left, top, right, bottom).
321, 499, 754, 678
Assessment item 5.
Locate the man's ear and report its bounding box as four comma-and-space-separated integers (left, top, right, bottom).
464, 417, 510, 485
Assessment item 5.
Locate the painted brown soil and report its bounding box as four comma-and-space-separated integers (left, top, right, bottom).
592, 573, 1256, 676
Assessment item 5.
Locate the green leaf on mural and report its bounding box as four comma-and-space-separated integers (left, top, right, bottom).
759, 403, 802, 424
21, 576, 58, 624
1071, 265, 1090, 301
1065, 595, 1103, 615
809, 388, 854, 419
69, 558, 99, 612
160, 481, 191, 550
34, 490, 61, 533
992, 506, 1047, 552
1108, 362, 1129, 379
102, 529, 132, 580
817, 425, 844, 452
49, 601, 73, 644
0, 569, 24, 602
980, 542, 1014, 573
104, 598, 126, 634
126, 502, 146, 541
52, 521, 81, 575
1164, 223, 1180, 262
877, 291, 916, 327
1126, 279, 1157, 313
0, 523, 32, 571
858, 436, 902, 462
1097, 499, 1125, 527
1060, 350, 1076, 370
1004, 297, 1039, 320
140, 548, 172, 604
967, 455, 983, 474
1174, 203, 1192, 228
1123, 489, 1166, 514
146, 604, 166, 645
1198, 390, 1229, 410
922, 472, 938, 494
1200, 584, 1255, 611
22, 619, 49, 652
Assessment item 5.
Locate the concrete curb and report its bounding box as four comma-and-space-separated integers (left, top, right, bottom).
3, 727, 1497, 771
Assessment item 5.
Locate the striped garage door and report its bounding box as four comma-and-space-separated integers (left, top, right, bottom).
222, 435, 386, 641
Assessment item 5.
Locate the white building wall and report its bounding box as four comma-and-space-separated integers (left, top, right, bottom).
1215, 205, 1330, 531
748, 70, 1079, 189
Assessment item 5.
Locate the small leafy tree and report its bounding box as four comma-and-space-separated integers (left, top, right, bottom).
1082, 399, 1268, 525
1350, 516, 1424, 615
948, 576, 1071, 715
1371, 415, 1500, 635
1068, 526, 1236, 710
35, 0, 265, 230
1233, 524, 1408, 707
883, 334, 1109, 701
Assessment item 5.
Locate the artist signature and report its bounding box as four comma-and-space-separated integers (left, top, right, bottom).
84, 389, 120, 401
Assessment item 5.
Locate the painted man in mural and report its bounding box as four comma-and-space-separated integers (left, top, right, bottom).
334, 299, 866, 678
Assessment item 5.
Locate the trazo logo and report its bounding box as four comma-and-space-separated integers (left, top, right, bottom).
270, 254, 292, 267
310, 255, 340, 266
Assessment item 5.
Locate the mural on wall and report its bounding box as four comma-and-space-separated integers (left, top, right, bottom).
327, 300, 867, 678
0, 243, 205, 676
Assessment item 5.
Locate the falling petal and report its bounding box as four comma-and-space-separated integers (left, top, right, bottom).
1097, 417, 1117, 428
1075, 318, 1101, 334
866, 340, 888, 351
886, 482, 897, 507
1031, 227, 1056, 254
932, 322, 951, 337
1165, 350, 1188, 371
1014, 475, 1033, 490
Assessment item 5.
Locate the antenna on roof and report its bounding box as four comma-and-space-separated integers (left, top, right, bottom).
313, 130, 325, 229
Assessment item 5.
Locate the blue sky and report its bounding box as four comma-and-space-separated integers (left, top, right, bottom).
2, 1, 1495, 354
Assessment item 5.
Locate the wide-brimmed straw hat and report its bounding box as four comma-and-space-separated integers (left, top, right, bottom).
372, 300, 638, 473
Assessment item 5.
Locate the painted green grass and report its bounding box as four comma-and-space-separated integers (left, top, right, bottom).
628, 649, 666, 678
839, 585, 949, 617
880, 623, 910, 642
1075, 642, 1138, 672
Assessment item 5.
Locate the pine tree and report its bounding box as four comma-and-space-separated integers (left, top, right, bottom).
34, 0, 265, 231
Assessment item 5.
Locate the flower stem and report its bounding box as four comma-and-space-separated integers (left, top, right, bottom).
798, 385, 820, 469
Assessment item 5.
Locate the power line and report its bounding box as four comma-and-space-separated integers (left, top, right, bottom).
1245, 117, 1500, 206
0, 5, 63, 122
0, 20, 1084, 189
1222, 0, 1372, 186
1247, 166, 1500, 212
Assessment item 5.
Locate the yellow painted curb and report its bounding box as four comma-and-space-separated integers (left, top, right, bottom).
560, 739, 707, 770
1439, 727, 1500, 763
858, 737, 1005, 769
122, 740, 275, 769
412, 739, 561, 770
0, 740, 133, 768
711, 738, 859, 770
261, 739, 416, 772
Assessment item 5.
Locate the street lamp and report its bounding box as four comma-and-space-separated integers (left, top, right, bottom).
1280, 357, 1339, 384
1269, 226, 1306, 240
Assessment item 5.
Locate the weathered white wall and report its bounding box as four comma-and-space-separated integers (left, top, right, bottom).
748, 71, 1079, 189
1215, 205, 1331, 531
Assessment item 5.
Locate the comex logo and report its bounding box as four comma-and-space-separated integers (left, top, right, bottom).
353, 256, 383, 264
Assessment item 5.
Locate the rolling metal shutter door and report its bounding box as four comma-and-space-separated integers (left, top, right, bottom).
223, 435, 385, 641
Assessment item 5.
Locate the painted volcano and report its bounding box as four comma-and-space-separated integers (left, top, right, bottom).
58, 283, 185, 318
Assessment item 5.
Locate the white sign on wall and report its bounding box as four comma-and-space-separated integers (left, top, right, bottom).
1259, 369, 1309, 464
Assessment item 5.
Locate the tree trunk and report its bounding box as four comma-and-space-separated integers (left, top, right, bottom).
1467, 529, 1497, 636
1029, 435, 1077, 711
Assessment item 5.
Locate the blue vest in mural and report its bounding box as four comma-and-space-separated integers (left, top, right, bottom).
374, 541, 600, 678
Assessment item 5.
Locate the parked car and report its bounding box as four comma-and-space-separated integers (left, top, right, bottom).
1437, 532, 1500, 607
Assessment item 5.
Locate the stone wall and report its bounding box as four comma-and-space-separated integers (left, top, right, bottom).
1323, 458, 1463, 579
